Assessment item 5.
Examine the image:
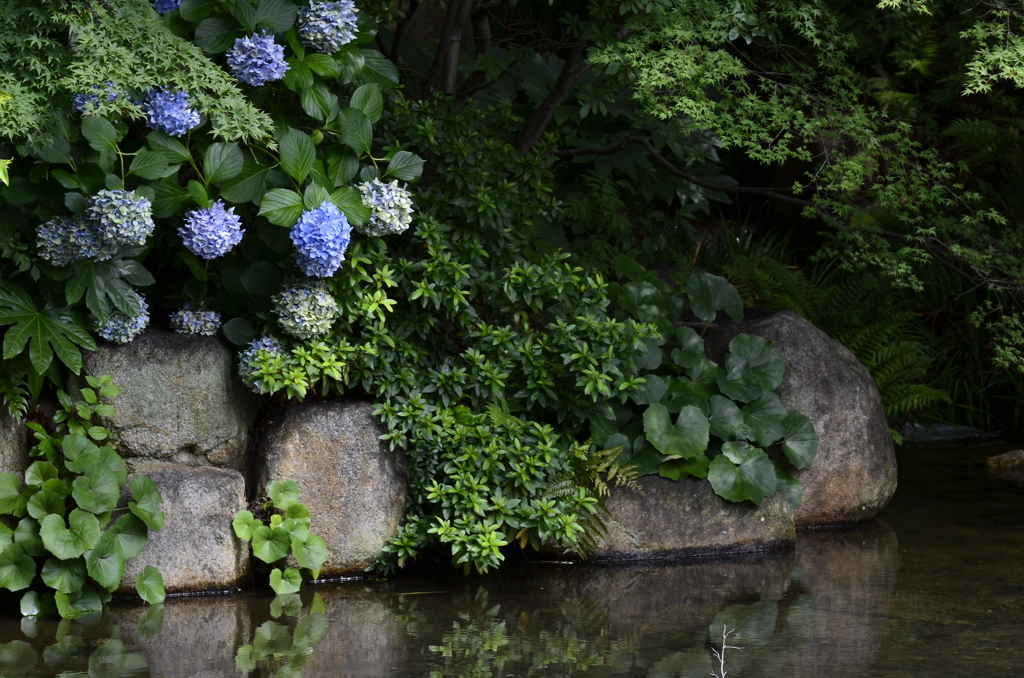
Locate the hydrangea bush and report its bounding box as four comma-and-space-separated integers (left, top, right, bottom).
298, 1, 358, 53
170, 303, 221, 336
226, 33, 289, 87
273, 283, 339, 340
142, 89, 201, 136
179, 200, 244, 259
358, 179, 414, 236
96, 291, 150, 345
290, 201, 351, 277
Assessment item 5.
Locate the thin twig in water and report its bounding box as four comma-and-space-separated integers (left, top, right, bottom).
710, 625, 742, 678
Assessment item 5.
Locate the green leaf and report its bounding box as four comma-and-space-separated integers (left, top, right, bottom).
283, 58, 314, 92
232, 510, 263, 541
303, 182, 330, 210
72, 464, 119, 514
0, 544, 35, 591
707, 395, 744, 440
20, 590, 43, 617
86, 531, 125, 591
658, 455, 711, 480
782, 410, 819, 469
129, 150, 176, 180
0, 522, 10, 552
65, 259, 148, 324
672, 326, 705, 369
27, 490, 65, 521
40, 510, 100, 560
384, 151, 424, 181
258, 188, 305, 226
54, 582, 102, 619
269, 566, 302, 594
14, 517, 45, 557
194, 17, 239, 53
0, 282, 97, 375
292, 533, 327, 574
65, 445, 127, 486
358, 49, 400, 87
0, 473, 22, 515
718, 334, 786, 403
268, 479, 300, 510
773, 461, 803, 510
686, 272, 743, 323
285, 502, 311, 522
630, 374, 666, 406
25, 460, 58, 486
277, 127, 316, 183
301, 83, 340, 122
326, 147, 358, 187
128, 476, 165, 531
136, 604, 165, 638
151, 180, 192, 218
106, 513, 148, 560
255, 0, 298, 32
305, 52, 339, 77
241, 261, 282, 296
328, 185, 370, 225
81, 117, 121, 152
39, 138, 74, 166
41, 556, 86, 594
251, 525, 290, 563
204, 142, 244, 183
708, 445, 777, 505
222, 317, 256, 346
135, 565, 165, 604
337, 108, 372, 154
741, 392, 787, 447
231, 0, 258, 32
147, 131, 192, 163
220, 160, 273, 203
179, 0, 219, 21
642, 403, 710, 460
350, 83, 383, 122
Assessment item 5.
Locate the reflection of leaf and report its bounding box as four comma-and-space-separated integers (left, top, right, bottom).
0, 639, 38, 677
270, 593, 303, 619
137, 604, 165, 639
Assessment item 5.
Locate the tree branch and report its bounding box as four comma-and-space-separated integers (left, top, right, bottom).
427, 0, 475, 94
513, 42, 592, 155
386, 0, 420, 65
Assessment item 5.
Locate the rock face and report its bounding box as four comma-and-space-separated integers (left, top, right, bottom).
987, 449, 1024, 468
255, 401, 407, 576
0, 407, 28, 478
76, 330, 261, 471
704, 310, 897, 526
118, 464, 249, 593
591, 475, 795, 561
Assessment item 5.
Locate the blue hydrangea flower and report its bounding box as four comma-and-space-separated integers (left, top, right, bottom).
226, 33, 290, 86
153, 0, 180, 14
290, 201, 351, 277
170, 303, 221, 336
142, 89, 201, 137
238, 335, 286, 392
272, 282, 338, 339
179, 200, 244, 259
95, 292, 149, 345
357, 179, 415, 236
84, 189, 155, 258
298, 1, 358, 53
72, 82, 123, 114
36, 217, 103, 266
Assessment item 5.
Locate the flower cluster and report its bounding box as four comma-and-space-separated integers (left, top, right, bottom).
142, 89, 201, 137
72, 82, 122, 114
95, 292, 150, 345
179, 200, 245, 259
290, 201, 351, 277
153, 0, 180, 14
36, 217, 102, 266
298, 1, 358, 53
357, 179, 414, 236
86, 189, 156, 255
272, 283, 338, 339
238, 336, 286, 392
170, 304, 221, 336
226, 33, 289, 86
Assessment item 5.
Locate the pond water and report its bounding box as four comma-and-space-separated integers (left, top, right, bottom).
2, 436, 1023, 677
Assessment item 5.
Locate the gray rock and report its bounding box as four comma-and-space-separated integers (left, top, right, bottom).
986, 449, 1024, 468
0, 407, 28, 478
111, 595, 251, 678
255, 401, 407, 576
703, 310, 897, 526
591, 475, 795, 561
74, 330, 260, 471
118, 463, 249, 594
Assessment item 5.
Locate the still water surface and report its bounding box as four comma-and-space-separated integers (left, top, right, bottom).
1, 436, 1023, 677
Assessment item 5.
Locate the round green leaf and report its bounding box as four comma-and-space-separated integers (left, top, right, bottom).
285, 503, 311, 522
0, 639, 37, 675
269, 566, 302, 595
672, 326, 706, 369
269, 592, 303, 618
232, 510, 262, 541
782, 410, 819, 469
66, 446, 126, 485
25, 461, 58, 487
643, 403, 710, 460
707, 446, 777, 505
41, 556, 86, 594
292, 533, 327, 574
707, 395, 745, 440
720, 334, 786, 401
128, 476, 165, 531
252, 525, 291, 563
268, 479, 300, 510
41, 478, 69, 497
54, 582, 102, 619
773, 460, 804, 510
658, 454, 711, 480
0, 544, 35, 592
14, 517, 46, 557
0, 472, 25, 515
40, 509, 100, 560
136, 565, 166, 605
107, 513, 148, 559
27, 489, 65, 521
72, 464, 119, 514
741, 392, 787, 447
85, 531, 125, 591
686, 272, 743, 323
281, 517, 309, 542
0, 521, 11, 552
61, 433, 97, 461
20, 590, 41, 617
137, 604, 165, 639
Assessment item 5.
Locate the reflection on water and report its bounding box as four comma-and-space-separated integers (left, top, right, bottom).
1, 438, 1022, 677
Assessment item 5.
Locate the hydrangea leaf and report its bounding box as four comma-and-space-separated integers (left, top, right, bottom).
204, 142, 244, 183
136, 565, 166, 605
384, 151, 424, 181
328, 185, 370, 225
708, 445, 777, 505
277, 127, 315, 183
350, 83, 383, 122
783, 411, 819, 469
41, 556, 86, 594
81, 116, 122, 152
258, 188, 304, 226
269, 566, 302, 595
337, 108, 372, 154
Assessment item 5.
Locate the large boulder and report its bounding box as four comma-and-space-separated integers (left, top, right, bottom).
591, 475, 795, 561
0, 407, 28, 478
704, 309, 897, 526
74, 330, 261, 472
118, 463, 249, 594
255, 401, 407, 576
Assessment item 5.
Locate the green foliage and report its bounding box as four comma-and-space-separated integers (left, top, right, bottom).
234, 593, 329, 675
0, 375, 165, 617
233, 478, 327, 593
